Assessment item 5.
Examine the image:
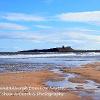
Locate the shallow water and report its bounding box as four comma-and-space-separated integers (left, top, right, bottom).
0, 53, 100, 72
46, 69, 100, 100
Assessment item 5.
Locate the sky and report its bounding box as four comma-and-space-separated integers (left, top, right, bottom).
0, 0, 100, 51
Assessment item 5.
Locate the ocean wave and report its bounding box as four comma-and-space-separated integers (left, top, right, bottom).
0, 52, 100, 58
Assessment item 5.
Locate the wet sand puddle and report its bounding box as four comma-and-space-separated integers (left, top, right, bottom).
45, 68, 100, 100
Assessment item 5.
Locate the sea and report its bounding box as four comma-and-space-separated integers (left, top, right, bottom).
0, 52, 100, 73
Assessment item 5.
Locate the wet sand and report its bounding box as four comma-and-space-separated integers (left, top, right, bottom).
0, 70, 80, 100
0, 62, 100, 100
63, 62, 100, 83
61, 62, 100, 100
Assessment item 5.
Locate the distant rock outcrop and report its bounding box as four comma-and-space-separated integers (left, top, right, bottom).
0, 46, 100, 55
57, 46, 74, 52
19, 46, 74, 53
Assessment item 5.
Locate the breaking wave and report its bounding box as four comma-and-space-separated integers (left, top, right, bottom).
0, 52, 100, 58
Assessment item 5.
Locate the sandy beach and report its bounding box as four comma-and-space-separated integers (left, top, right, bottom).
63, 62, 100, 83
0, 62, 100, 100
0, 0, 100, 99
0, 70, 80, 100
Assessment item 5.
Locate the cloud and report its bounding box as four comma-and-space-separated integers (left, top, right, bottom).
2, 11, 100, 25
65, 30, 100, 43
0, 31, 45, 41
35, 25, 52, 29
0, 28, 100, 46
2, 13, 46, 22
56, 11, 100, 25
0, 22, 28, 30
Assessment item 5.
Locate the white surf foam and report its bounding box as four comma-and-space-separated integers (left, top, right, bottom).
0, 52, 100, 58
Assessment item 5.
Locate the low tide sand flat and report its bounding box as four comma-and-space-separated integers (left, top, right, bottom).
0, 70, 80, 100
0, 53, 100, 100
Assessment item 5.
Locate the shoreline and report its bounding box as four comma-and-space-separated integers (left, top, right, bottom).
0, 70, 80, 100
62, 62, 100, 83
0, 62, 100, 100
